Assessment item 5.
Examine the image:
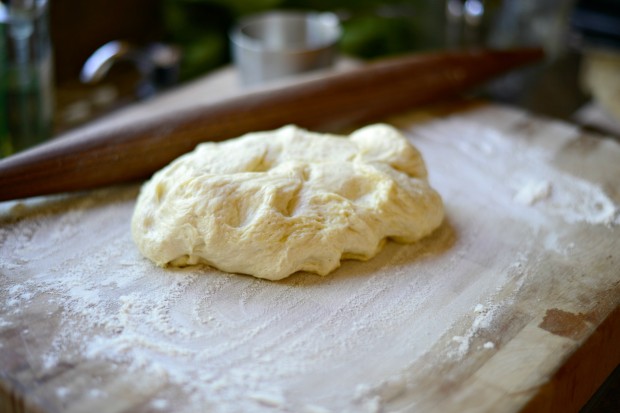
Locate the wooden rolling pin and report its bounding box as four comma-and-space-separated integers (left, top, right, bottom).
0, 48, 543, 201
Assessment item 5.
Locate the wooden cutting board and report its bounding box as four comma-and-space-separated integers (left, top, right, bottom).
1, 69, 619, 413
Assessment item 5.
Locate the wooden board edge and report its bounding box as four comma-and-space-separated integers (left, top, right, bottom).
0, 375, 48, 413
521, 303, 620, 413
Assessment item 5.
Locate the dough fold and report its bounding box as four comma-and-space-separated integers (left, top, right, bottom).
132, 124, 444, 280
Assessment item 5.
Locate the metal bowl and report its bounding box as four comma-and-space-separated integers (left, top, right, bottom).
230, 11, 341, 86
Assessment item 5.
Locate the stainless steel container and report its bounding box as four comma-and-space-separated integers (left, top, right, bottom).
230, 11, 341, 86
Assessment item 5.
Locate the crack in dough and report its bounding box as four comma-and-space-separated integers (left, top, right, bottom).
131, 124, 444, 280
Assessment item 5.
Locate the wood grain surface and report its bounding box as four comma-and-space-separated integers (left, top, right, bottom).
0, 67, 619, 413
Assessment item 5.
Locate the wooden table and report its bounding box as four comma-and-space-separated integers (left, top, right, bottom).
1, 66, 619, 413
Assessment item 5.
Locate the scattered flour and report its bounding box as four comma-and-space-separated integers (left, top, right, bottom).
88, 389, 105, 398
151, 399, 170, 410
407, 108, 620, 228
514, 180, 552, 206
483, 342, 495, 350
450, 304, 499, 358
1, 106, 618, 412
0, 183, 515, 412
56, 387, 70, 398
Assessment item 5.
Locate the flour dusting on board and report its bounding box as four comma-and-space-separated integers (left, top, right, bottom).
2, 106, 619, 413
450, 303, 499, 358
405, 108, 620, 227
0, 188, 505, 413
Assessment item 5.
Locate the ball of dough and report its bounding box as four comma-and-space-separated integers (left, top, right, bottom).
131, 124, 444, 280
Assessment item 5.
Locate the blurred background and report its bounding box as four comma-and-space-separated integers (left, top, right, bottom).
48, 0, 567, 83
2, 0, 620, 155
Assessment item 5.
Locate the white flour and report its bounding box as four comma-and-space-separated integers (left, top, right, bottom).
0, 189, 506, 413
404, 108, 620, 228
1, 106, 619, 413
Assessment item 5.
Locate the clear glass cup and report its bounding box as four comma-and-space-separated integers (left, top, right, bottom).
0, 0, 53, 157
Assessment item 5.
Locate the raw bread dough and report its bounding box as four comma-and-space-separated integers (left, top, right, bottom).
131, 124, 444, 280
